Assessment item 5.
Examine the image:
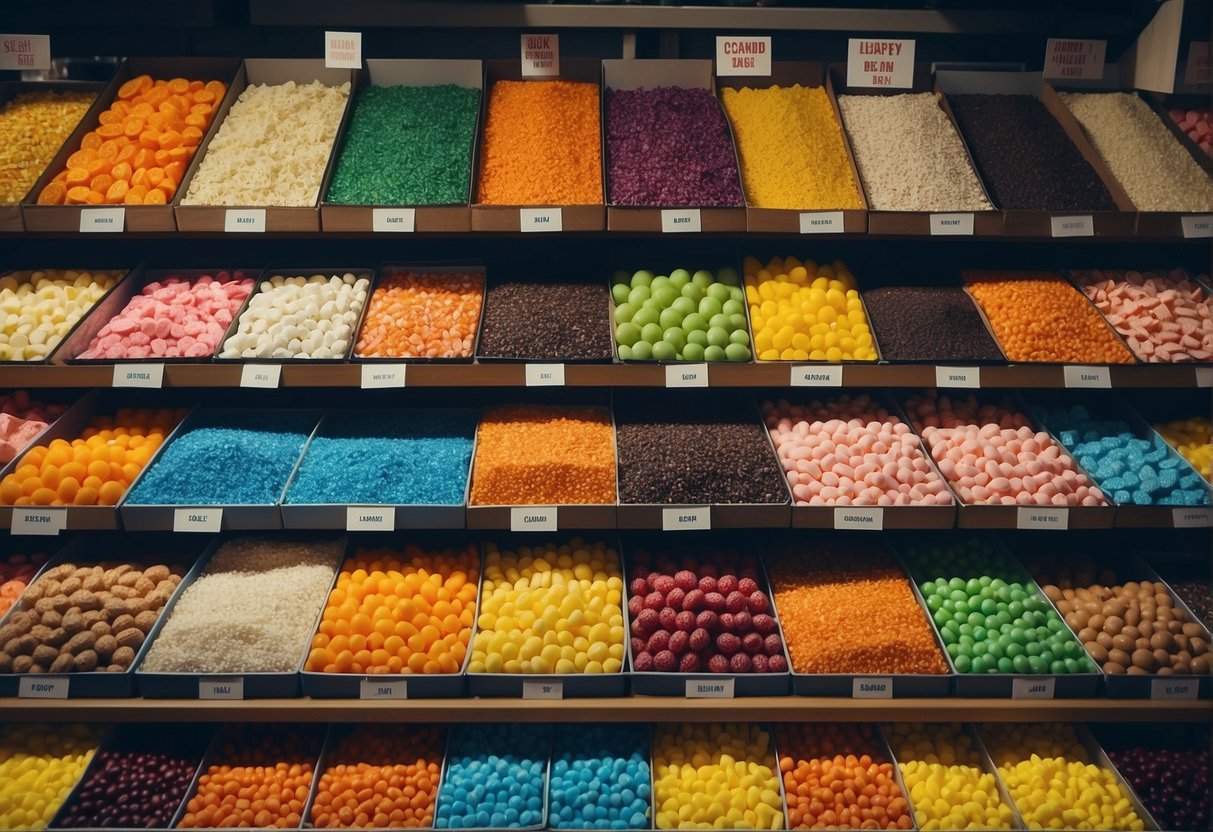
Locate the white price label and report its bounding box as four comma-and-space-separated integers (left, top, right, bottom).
1196, 368, 1213, 388
661, 209, 702, 233
173, 508, 223, 533
522, 680, 563, 699
199, 677, 244, 699
1181, 215, 1213, 238
1051, 215, 1093, 237
224, 209, 266, 233
1016, 507, 1069, 530
834, 507, 884, 530
1173, 508, 1213, 527
11, 508, 65, 536
347, 507, 395, 531
525, 363, 565, 386
715, 36, 771, 76
510, 506, 557, 532
686, 678, 735, 698
372, 208, 415, 232
1043, 38, 1107, 80
846, 38, 915, 88
325, 31, 362, 69
790, 365, 842, 386
79, 207, 124, 233
665, 363, 708, 388
360, 364, 407, 388
1063, 365, 1110, 388
0, 35, 51, 70
112, 363, 164, 388
799, 211, 845, 234
663, 507, 710, 531
929, 213, 974, 236
935, 366, 981, 388
1011, 677, 1056, 699
1151, 678, 1198, 699
240, 364, 281, 388
360, 678, 408, 699
520, 208, 562, 232
521, 34, 559, 76
18, 676, 69, 698
1185, 41, 1211, 86
852, 677, 892, 699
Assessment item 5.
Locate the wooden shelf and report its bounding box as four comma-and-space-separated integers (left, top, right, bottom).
5, 696, 1209, 723
3, 362, 1210, 389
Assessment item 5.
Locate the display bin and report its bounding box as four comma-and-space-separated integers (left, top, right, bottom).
603, 60, 747, 234
1128, 90, 1213, 239
118, 408, 322, 532
465, 404, 619, 531
471, 58, 605, 233
977, 722, 1162, 831
299, 534, 480, 699
20, 57, 243, 233
320, 59, 481, 233
1014, 544, 1213, 700
0, 533, 211, 698
134, 533, 345, 699
46, 722, 214, 831
764, 392, 956, 530
624, 537, 791, 697
174, 59, 356, 233
894, 533, 1104, 698
899, 387, 1118, 530
829, 63, 1001, 237
0, 266, 133, 366
546, 723, 655, 832
213, 266, 375, 364
935, 70, 1138, 238
54, 266, 263, 365
764, 539, 954, 697
465, 534, 629, 697
1023, 391, 1213, 528
280, 409, 476, 531
0, 390, 84, 476
1090, 722, 1207, 832
353, 263, 487, 365
475, 272, 616, 366
716, 62, 868, 235
0, 78, 109, 232
431, 725, 552, 831
0, 388, 183, 532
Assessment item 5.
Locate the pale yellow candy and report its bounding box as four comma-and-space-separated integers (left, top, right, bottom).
0, 723, 102, 830
982, 724, 1144, 831
467, 538, 626, 675
653, 723, 784, 830
0, 269, 117, 361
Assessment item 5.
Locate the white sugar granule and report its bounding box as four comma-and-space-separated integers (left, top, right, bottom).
140, 537, 342, 673
838, 92, 993, 212
182, 80, 350, 207
1060, 92, 1213, 212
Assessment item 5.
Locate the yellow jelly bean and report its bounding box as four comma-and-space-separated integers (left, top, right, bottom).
0, 723, 102, 830
889, 723, 1015, 830
1155, 417, 1212, 482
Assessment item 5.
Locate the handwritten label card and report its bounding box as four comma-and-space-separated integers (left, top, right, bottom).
661, 209, 702, 233
1016, 507, 1069, 530
686, 678, 735, 698
199, 677, 244, 700
1050, 215, 1093, 237
224, 209, 266, 233
12, 508, 66, 536
360, 364, 407, 389
347, 507, 395, 531
325, 31, 362, 69
19, 676, 68, 698
510, 507, 557, 532
663, 507, 710, 531
525, 364, 565, 386
80, 208, 124, 232
715, 36, 771, 76
0, 35, 51, 70
846, 38, 915, 88
1185, 41, 1211, 85
112, 364, 164, 389
935, 366, 981, 388
929, 213, 974, 236
799, 212, 844, 234
372, 208, 415, 232
521, 34, 559, 76
522, 680, 563, 699
834, 507, 884, 530
665, 363, 708, 388
852, 677, 892, 699
173, 509, 223, 533
240, 364, 281, 388
1011, 677, 1056, 699
790, 365, 842, 386
1063, 365, 1110, 388
1043, 38, 1107, 80
520, 208, 563, 232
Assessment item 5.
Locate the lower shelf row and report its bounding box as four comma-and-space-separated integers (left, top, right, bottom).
5, 718, 1206, 832
1, 531, 1209, 701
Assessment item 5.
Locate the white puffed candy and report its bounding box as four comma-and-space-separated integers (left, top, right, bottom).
0, 269, 118, 361
218, 272, 369, 359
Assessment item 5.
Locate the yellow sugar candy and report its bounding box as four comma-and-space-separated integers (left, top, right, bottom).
1155, 417, 1212, 482
468, 538, 626, 675
0, 723, 102, 830
653, 723, 784, 830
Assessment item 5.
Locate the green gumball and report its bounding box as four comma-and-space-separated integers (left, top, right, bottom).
724, 343, 751, 362
652, 341, 677, 361
615, 322, 641, 347
703, 345, 726, 362
611, 283, 631, 305
681, 342, 705, 362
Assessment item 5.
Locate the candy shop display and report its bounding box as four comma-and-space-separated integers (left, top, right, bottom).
180, 79, 349, 207
0, 90, 95, 204
744, 256, 875, 362
37, 75, 226, 207
0, 269, 120, 362
612, 266, 750, 363
721, 84, 863, 211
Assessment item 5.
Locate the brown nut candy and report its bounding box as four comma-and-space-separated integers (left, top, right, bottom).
73, 650, 98, 672
31, 644, 59, 666
11, 656, 33, 673
111, 645, 135, 668
115, 628, 143, 650
63, 631, 96, 655
49, 653, 75, 674
134, 610, 159, 632
94, 634, 118, 660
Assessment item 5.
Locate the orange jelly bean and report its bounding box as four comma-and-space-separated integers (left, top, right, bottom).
354, 271, 484, 360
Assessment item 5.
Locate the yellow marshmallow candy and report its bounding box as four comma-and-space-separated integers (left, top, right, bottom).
743, 256, 876, 363
653, 722, 785, 830
1154, 417, 1212, 482
0, 723, 102, 831
983, 724, 1144, 831
887, 723, 1015, 830
468, 538, 626, 675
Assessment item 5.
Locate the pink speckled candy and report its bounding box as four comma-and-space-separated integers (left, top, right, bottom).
0, 391, 67, 465
762, 394, 953, 507
905, 391, 1108, 507
77, 272, 253, 360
